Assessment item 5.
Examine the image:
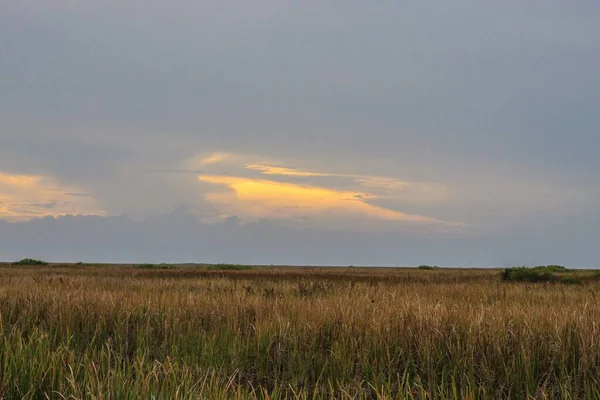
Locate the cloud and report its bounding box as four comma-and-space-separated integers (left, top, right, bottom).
198, 174, 453, 228
0, 171, 105, 221
0, 212, 597, 267
184, 152, 238, 169
0, 0, 599, 262
246, 163, 451, 204
180, 155, 459, 230
245, 164, 335, 177
182, 152, 464, 231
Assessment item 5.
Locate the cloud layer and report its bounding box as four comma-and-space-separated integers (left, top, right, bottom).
0, 211, 598, 267
1, 1, 599, 264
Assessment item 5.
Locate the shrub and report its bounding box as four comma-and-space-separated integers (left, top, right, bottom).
135, 263, 176, 270
545, 265, 569, 273
12, 258, 48, 266
206, 264, 252, 271
559, 276, 582, 285
501, 267, 553, 283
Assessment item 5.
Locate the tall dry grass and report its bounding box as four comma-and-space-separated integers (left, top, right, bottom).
0, 265, 599, 399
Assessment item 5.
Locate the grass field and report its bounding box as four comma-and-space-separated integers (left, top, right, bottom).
0, 263, 600, 399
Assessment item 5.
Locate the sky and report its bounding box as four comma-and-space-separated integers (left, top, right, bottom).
1, 1, 599, 266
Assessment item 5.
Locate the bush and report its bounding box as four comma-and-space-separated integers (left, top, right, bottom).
135, 263, 176, 270
12, 258, 48, 266
206, 264, 252, 271
559, 276, 582, 285
418, 265, 438, 270
501, 267, 554, 283
545, 265, 569, 273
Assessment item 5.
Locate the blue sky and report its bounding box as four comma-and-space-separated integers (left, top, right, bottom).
1, 1, 599, 265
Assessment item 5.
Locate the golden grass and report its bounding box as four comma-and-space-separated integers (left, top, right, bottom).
0, 265, 599, 399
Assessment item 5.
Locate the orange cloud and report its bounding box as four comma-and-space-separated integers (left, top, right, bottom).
198, 174, 444, 224
245, 164, 335, 177
0, 172, 42, 188
245, 163, 450, 203
0, 171, 105, 221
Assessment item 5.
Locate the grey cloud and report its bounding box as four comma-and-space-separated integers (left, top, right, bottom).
0, 135, 128, 184
0, 211, 598, 267
1, 1, 599, 263
4, 2, 599, 170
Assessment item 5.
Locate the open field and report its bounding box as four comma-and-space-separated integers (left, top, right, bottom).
1, 264, 600, 399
